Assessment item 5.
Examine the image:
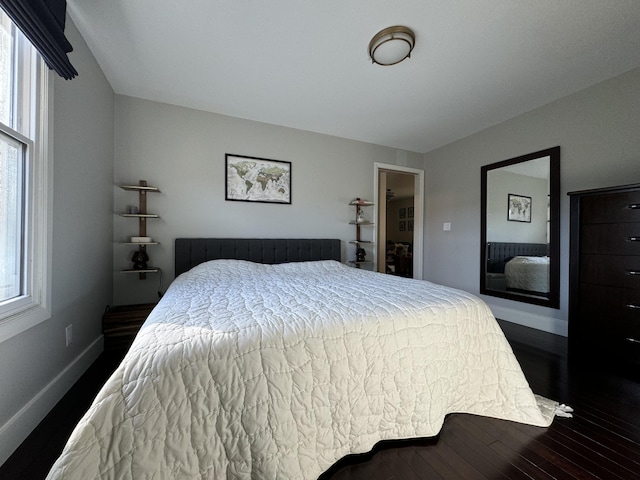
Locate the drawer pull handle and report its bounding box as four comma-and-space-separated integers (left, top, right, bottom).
628, 204, 640, 209
625, 337, 640, 344
628, 237, 640, 242
628, 271, 640, 276
626, 304, 640, 310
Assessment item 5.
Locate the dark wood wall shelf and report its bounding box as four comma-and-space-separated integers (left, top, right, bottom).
349, 199, 375, 268
118, 180, 160, 279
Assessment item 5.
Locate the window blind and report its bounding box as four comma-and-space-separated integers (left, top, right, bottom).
0, 0, 77, 79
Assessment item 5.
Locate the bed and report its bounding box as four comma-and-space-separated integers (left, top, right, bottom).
486, 242, 549, 294
505, 255, 550, 294
47, 238, 557, 480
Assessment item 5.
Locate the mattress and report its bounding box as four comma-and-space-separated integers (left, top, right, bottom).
505, 255, 550, 293
47, 260, 556, 479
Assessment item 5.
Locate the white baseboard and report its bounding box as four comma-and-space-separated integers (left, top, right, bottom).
487, 304, 568, 337
0, 335, 103, 466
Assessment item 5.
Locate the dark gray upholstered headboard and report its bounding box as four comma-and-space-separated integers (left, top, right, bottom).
486, 242, 548, 273
175, 238, 342, 277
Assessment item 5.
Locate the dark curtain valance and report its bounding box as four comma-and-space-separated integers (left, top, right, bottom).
0, 0, 77, 79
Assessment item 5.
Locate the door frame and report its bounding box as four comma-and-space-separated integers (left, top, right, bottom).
374, 163, 424, 280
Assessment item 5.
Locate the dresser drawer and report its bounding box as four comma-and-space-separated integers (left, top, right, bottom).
572, 301, 640, 361
595, 328, 640, 364
580, 223, 640, 255
580, 190, 640, 223
578, 283, 640, 322
577, 308, 640, 356
579, 255, 640, 288
583, 317, 640, 352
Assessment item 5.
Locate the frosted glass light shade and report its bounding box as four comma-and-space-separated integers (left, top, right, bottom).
369, 26, 415, 66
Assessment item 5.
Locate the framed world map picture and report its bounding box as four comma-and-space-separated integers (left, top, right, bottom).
507, 193, 531, 222
225, 154, 292, 204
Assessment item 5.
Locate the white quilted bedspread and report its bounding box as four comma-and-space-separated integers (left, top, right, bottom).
505, 256, 550, 293
47, 260, 555, 479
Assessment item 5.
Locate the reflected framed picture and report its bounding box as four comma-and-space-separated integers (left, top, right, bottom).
225, 153, 291, 204
399, 221, 406, 231
508, 193, 531, 222
399, 207, 406, 219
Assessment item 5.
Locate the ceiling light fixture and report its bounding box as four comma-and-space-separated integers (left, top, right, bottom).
368, 26, 415, 66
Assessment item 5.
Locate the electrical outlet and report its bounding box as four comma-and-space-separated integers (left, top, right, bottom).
443, 222, 451, 231
65, 324, 73, 347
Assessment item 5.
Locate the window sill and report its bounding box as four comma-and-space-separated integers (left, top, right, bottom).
0, 303, 51, 344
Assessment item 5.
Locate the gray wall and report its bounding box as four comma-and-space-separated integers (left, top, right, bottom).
487, 171, 548, 243
113, 96, 423, 304
423, 67, 640, 335
0, 20, 114, 464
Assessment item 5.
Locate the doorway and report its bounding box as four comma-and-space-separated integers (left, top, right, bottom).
374, 163, 424, 279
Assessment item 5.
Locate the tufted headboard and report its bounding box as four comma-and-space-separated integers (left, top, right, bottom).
175, 238, 342, 277
486, 242, 548, 273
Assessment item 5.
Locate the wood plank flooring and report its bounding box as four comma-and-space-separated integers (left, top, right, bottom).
2, 320, 639, 479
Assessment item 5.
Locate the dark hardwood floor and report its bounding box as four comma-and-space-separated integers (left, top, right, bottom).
0, 351, 126, 480
2, 321, 639, 480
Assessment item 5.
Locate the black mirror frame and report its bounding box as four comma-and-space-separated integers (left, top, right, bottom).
480, 146, 560, 309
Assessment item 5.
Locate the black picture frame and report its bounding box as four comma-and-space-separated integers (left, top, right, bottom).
507, 193, 531, 222
225, 153, 291, 204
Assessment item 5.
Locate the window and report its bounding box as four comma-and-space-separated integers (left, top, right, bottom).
0, 131, 25, 302
0, 9, 50, 341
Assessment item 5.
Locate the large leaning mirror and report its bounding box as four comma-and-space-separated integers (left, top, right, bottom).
480, 146, 560, 308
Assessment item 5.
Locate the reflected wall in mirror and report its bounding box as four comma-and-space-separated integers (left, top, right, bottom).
480, 147, 560, 308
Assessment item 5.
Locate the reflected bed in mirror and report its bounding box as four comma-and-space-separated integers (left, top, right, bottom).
480, 147, 560, 308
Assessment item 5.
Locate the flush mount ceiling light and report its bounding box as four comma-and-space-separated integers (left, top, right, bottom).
368, 25, 415, 66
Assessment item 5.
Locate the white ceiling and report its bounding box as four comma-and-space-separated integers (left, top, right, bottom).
67, 1, 640, 154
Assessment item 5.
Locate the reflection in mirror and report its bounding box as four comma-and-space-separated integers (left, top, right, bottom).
480, 147, 560, 308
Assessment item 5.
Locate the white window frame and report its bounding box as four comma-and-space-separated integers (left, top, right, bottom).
0, 19, 51, 344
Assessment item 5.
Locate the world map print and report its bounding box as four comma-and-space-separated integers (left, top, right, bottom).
226, 155, 291, 203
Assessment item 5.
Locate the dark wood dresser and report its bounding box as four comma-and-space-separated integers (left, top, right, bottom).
568, 183, 640, 367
